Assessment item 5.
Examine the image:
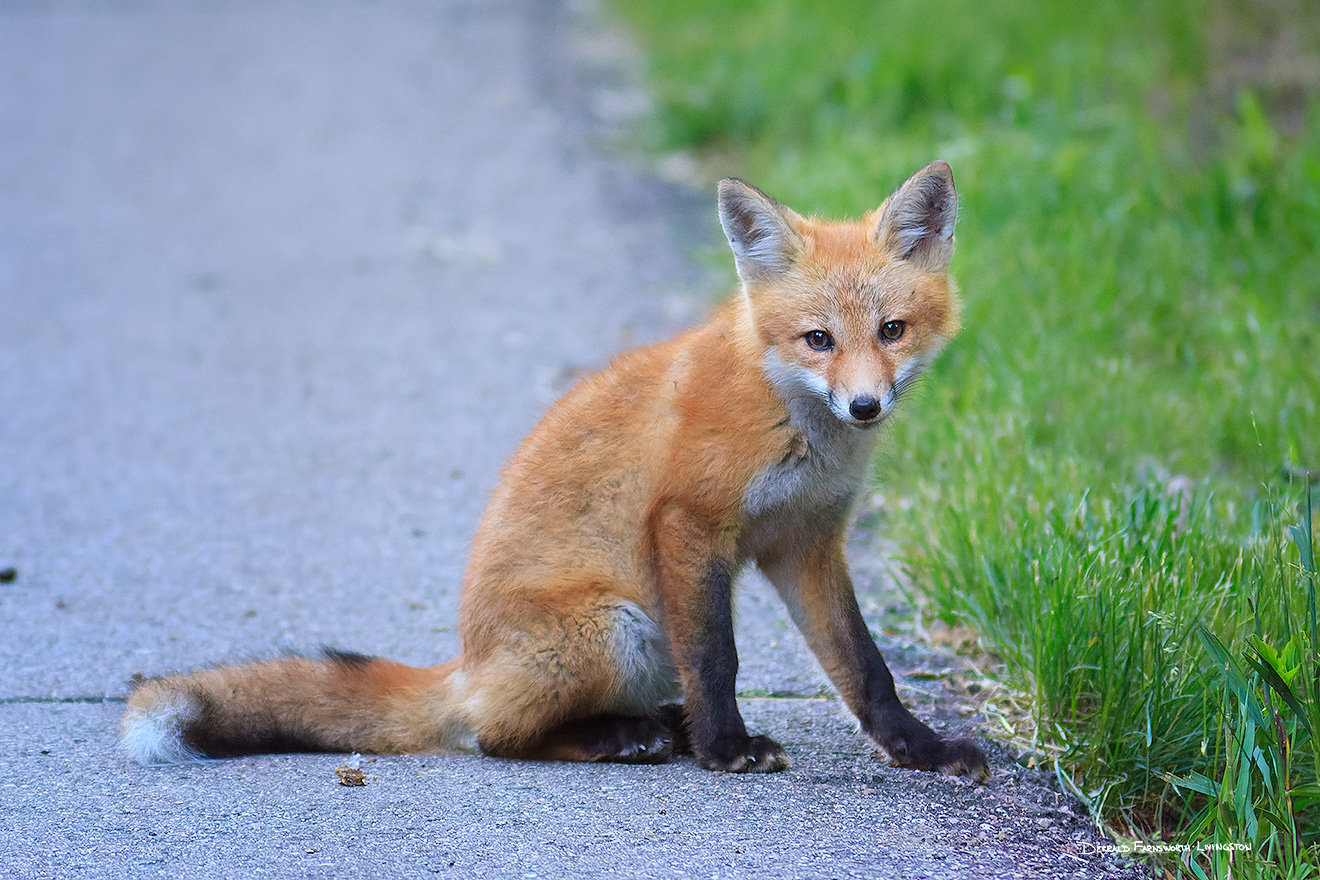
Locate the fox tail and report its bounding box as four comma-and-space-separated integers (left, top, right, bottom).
120, 651, 471, 764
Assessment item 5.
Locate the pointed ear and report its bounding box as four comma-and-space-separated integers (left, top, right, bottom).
872, 161, 957, 272
717, 178, 802, 285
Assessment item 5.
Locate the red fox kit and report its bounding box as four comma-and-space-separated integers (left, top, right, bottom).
122, 161, 987, 778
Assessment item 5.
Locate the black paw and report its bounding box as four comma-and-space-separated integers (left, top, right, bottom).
597, 716, 676, 764
652, 704, 692, 755
697, 734, 790, 773
871, 701, 989, 782
936, 736, 990, 782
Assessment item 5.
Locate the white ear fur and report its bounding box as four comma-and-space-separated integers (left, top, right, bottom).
873, 160, 957, 272
717, 178, 802, 285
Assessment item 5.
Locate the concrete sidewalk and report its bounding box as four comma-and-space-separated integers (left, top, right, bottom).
0, 2, 1147, 877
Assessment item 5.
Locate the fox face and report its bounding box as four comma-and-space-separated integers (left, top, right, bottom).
719, 162, 961, 431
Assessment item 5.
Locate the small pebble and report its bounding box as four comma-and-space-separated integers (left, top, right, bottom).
335, 766, 367, 786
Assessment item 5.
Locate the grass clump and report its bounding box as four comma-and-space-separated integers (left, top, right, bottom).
613, 0, 1320, 873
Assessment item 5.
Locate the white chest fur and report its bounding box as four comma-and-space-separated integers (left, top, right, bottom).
741, 383, 880, 520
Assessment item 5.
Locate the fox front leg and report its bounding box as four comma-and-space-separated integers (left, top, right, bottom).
649, 505, 790, 773
760, 530, 989, 780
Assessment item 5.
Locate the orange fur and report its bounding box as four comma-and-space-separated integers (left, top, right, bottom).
122, 162, 987, 779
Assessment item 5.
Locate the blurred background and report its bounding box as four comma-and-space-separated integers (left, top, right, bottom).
610, 0, 1318, 873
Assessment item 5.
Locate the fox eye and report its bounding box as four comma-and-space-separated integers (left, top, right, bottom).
804, 330, 834, 351
880, 320, 906, 341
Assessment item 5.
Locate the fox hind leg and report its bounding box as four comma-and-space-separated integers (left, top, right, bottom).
463, 598, 681, 764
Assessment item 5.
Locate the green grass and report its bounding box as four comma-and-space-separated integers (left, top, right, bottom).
612, 0, 1320, 874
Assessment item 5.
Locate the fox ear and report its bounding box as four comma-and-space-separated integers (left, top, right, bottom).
872, 161, 957, 272
718, 178, 802, 285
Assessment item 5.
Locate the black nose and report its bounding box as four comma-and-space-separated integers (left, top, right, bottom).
849, 396, 881, 421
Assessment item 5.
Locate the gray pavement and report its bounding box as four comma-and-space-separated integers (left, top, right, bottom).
1, 2, 1149, 877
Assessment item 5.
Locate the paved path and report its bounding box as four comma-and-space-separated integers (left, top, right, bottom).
0, 2, 1148, 878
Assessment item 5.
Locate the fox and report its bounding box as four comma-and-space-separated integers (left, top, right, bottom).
121, 161, 988, 779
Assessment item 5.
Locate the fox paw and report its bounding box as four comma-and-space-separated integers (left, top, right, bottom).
603, 717, 676, 764
697, 734, 790, 773
934, 736, 990, 782
565, 715, 675, 764
872, 702, 989, 782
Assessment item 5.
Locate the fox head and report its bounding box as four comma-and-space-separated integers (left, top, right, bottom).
718, 162, 961, 429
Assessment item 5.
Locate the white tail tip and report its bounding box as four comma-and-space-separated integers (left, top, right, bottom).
120, 693, 207, 765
